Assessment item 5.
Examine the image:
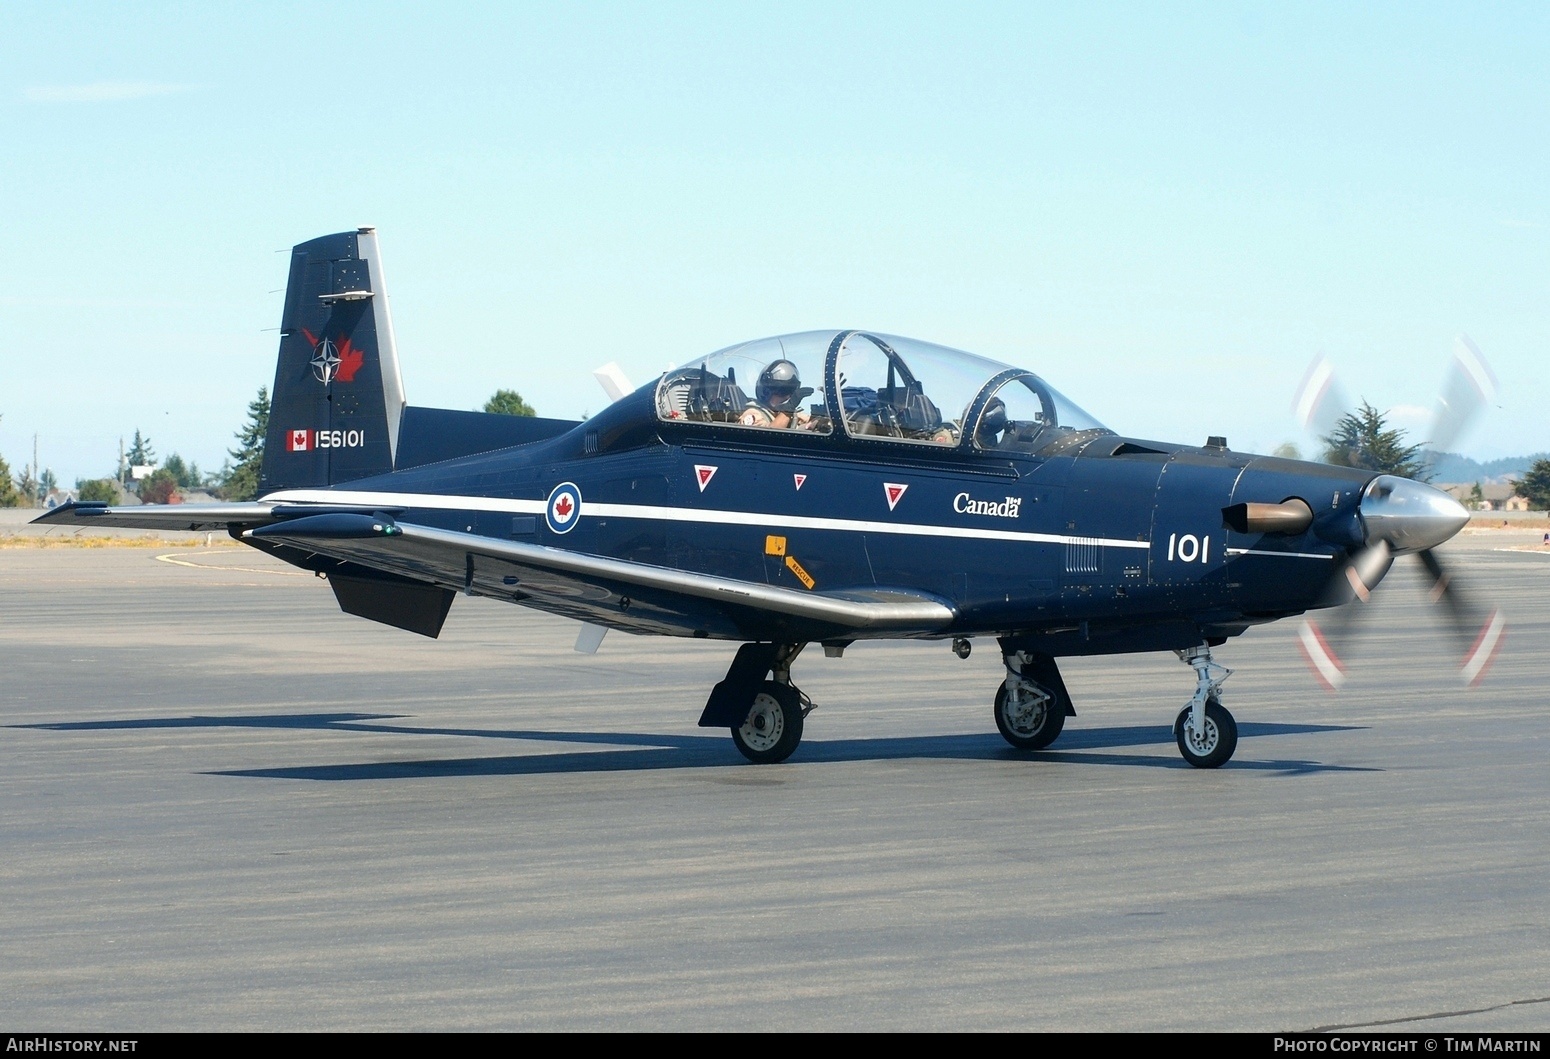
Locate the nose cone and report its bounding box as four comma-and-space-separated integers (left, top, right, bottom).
1359, 475, 1470, 553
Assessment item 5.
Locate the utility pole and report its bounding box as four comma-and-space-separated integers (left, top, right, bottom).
32, 433, 38, 507
119, 436, 126, 485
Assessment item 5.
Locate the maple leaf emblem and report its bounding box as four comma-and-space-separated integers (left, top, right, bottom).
300, 328, 365, 384
554, 495, 573, 519
335, 336, 365, 383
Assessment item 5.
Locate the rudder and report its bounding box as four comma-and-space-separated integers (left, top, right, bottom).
259, 228, 406, 494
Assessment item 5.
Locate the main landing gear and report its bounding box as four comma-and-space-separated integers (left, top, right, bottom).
701, 639, 1239, 769
731, 680, 806, 765
701, 643, 813, 764
1172, 643, 1237, 768
993, 648, 1072, 751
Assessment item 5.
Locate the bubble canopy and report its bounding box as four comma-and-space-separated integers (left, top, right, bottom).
654, 330, 1109, 454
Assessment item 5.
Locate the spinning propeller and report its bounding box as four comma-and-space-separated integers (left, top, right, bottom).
1289, 338, 1506, 690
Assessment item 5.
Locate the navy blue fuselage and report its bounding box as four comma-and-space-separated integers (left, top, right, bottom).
260, 381, 1378, 656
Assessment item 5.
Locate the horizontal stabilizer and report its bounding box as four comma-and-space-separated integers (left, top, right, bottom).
31, 499, 415, 534
31, 500, 279, 532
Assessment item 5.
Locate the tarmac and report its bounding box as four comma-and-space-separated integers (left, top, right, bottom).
2, 524, 1547, 1030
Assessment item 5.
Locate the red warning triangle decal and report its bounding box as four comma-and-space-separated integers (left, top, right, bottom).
884, 482, 908, 511
793, 473, 807, 490
694, 465, 717, 492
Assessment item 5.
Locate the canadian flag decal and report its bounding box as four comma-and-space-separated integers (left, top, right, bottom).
884, 482, 908, 510
793, 473, 807, 490
287, 429, 312, 452
695, 465, 718, 491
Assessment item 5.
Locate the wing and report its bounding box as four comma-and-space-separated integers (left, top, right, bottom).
248, 513, 956, 641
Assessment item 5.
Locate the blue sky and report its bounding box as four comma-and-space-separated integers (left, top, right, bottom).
2, 2, 1546, 484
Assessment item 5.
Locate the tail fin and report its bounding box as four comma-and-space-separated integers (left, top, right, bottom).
259, 228, 407, 494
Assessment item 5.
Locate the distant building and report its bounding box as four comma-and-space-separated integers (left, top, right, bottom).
1438, 483, 1532, 512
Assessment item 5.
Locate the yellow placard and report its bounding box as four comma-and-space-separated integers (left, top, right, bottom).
784, 555, 815, 590
765, 535, 787, 557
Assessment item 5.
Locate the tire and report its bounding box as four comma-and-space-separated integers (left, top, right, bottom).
730, 681, 804, 764
994, 680, 1067, 750
1173, 699, 1238, 769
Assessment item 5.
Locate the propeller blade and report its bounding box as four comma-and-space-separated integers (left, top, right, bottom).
1292, 353, 1351, 441
1298, 540, 1394, 691
1426, 334, 1497, 459
1298, 616, 1349, 691
1326, 539, 1394, 607
1414, 548, 1507, 686
1461, 608, 1507, 687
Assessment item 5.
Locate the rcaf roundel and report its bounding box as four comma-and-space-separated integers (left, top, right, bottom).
545, 482, 583, 534
884, 482, 908, 511
694, 465, 718, 492
793, 473, 807, 490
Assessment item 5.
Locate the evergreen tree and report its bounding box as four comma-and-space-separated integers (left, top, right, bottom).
14, 466, 38, 506
1321, 401, 1429, 480
483, 389, 536, 417
127, 429, 156, 469
162, 454, 202, 490
0, 454, 19, 507
221, 386, 270, 501
1513, 458, 1550, 512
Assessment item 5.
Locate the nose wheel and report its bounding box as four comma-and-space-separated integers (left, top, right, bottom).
1174, 644, 1237, 768
1173, 698, 1237, 768
730, 681, 804, 764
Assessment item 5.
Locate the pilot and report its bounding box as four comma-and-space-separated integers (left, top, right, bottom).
974, 397, 1009, 447
740, 359, 815, 430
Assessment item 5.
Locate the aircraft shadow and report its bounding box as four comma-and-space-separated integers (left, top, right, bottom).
12, 712, 1373, 779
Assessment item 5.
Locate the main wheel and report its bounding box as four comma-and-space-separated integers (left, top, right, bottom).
994, 681, 1067, 750
1173, 699, 1237, 769
730, 681, 804, 764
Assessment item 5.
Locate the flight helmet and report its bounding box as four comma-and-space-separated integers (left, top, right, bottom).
757, 359, 803, 412
976, 397, 1008, 446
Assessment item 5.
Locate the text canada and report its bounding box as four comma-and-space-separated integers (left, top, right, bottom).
953, 492, 1023, 518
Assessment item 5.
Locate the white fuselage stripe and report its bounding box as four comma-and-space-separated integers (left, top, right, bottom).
264, 487, 1153, 550
1226, 547, 1334, 560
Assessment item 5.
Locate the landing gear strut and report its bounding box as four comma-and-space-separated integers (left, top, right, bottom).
993, 649, 1070, 751
1172, 643, 1237, 768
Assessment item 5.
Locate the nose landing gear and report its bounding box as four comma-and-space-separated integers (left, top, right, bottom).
1172, 644, 1237, 768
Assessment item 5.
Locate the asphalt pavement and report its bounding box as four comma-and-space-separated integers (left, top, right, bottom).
2, 530, 1547, 1030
